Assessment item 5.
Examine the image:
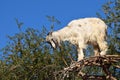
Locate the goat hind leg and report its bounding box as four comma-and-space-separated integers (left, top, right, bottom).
98, 41, 108, 56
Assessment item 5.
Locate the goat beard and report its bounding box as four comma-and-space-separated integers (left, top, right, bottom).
49, 39, 59, 49
51, 41, 56, 49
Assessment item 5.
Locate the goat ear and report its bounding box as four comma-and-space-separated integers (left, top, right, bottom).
47, 31, 53, 36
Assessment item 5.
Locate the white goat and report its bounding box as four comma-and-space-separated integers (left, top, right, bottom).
46, 17, 108, 61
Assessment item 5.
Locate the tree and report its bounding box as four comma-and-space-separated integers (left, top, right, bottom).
0, 17, 78, 80
0, 0, 120, 79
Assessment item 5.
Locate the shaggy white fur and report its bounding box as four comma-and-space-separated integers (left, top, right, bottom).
46, 17, 108, 61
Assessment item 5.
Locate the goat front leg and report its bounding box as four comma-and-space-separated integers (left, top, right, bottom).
77, 48, 84, 61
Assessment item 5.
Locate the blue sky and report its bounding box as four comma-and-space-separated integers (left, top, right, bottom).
0, 0, 107, 51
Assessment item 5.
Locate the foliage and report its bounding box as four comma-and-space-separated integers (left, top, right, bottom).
0, 18, 78, 80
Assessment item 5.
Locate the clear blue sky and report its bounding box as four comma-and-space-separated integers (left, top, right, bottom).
0, 0, 107, 51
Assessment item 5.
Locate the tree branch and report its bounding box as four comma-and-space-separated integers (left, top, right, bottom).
55, 55, 120, 80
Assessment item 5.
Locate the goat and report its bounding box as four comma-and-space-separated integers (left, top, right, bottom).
46, 17, 108, 61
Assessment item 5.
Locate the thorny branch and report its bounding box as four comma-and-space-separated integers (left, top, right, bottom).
54, 55, 120, 80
